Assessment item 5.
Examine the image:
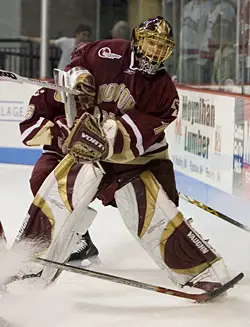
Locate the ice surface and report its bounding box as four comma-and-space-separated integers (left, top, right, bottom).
0, 163, 249, 327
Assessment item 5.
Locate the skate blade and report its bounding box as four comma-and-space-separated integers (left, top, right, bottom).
67, 255, 101, 268
47, 257, 100, 285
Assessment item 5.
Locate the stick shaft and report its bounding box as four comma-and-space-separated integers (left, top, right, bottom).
0, 69, 81, 95
0, 69, 80, 128
179, 192, 250, 232
37, 258, 202, 301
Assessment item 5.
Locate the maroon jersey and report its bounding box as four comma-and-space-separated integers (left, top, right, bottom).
20, 88, 65, 155
67, 39, 179, 164
20, 39, 179, 165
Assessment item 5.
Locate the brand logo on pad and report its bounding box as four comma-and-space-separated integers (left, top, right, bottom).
187, 231, 209, 254
82, 132, 105, 150
98, 47, 121, 60
16, 214, 30, 241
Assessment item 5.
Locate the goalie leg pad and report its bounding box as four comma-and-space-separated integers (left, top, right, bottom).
14, 155, 103, 284
72, 206, 97, 235
115, 170, 229, 287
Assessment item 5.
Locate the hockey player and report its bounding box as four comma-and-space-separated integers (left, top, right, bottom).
11, 16, 231, 293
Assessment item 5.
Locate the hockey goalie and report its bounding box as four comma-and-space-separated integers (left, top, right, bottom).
1, 16, 237, 298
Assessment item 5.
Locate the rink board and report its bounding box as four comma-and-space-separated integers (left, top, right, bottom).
0, 82, 250, 221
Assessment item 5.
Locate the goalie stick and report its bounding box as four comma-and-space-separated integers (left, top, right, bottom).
37, 257, 244, 303
179, 192, 250, 233
0, 69, 81, 128
0, 69, 81, 96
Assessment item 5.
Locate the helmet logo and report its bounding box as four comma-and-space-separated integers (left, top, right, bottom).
98, 47, 122, 60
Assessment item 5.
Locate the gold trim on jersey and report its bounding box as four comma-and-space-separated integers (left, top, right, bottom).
154, 122, 169, 135
54, 155, 75, 213
107, 120, 135, 163
107, 147, 169, 165
26, 121, 54, 146
139, 171, 160, 238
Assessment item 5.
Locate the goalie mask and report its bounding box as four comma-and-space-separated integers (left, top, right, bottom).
132, 16, 176, 75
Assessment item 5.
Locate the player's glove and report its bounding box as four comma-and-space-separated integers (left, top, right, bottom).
62, 111, 113, 164
67, 67, 96, 110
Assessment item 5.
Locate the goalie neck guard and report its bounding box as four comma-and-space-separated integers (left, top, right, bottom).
132, 16, 176, 75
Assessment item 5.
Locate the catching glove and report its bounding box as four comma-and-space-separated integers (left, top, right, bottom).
62, 112, 111, 163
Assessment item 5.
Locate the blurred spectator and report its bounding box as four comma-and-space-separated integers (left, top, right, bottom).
202, 0, 236, 85
111, 20, 130, 40
177, 0, 236, 85
21, 24, 92, 70
177, 0, 213, 85
240, 0, 250, 83
163, 0, 182, 76
212, 43, 236, 85
212, 1, 237, 85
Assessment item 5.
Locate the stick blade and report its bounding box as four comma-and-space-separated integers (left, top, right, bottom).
196, 272, 244, 303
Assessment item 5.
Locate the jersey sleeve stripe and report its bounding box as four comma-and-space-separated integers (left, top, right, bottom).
121, 114, 144, 155
144, 138, 167, 154
21, 117, 46, 142
26, 120, 54, 146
